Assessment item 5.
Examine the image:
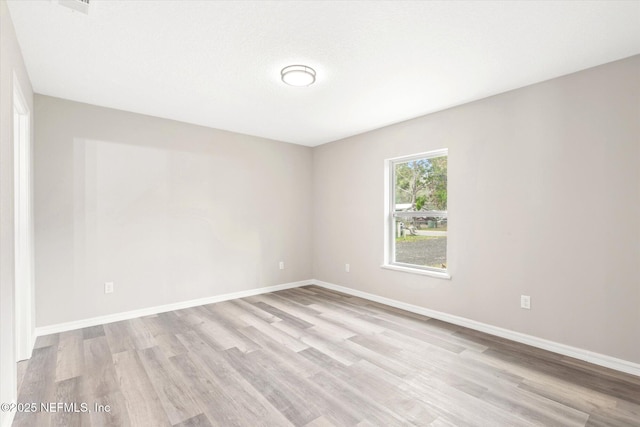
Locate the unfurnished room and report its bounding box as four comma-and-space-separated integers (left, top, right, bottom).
1, 1, 639, 426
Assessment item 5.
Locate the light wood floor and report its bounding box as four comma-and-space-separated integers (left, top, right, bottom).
13, 285, 640, 426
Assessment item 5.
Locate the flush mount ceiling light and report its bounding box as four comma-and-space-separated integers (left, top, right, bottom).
281, 65, 316, 87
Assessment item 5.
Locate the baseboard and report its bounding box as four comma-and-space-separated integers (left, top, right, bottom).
312, 279, 640, 377
35, 279, 313, 336
33, 277, 640, 377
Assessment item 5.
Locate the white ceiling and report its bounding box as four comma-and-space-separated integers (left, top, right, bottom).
7, 1, 640, 146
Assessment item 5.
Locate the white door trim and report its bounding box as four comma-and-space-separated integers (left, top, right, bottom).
13, 72, 35, 362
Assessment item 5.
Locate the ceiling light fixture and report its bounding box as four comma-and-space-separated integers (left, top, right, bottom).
281, 65, 316, 87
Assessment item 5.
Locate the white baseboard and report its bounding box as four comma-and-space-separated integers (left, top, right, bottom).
35, 280, 313, 337
312, 279, 640, 377
33, 277, 640, 377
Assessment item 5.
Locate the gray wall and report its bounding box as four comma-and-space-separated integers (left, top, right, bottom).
34, 95, 313, 326
1, 0, 34, 423
313, 56, 640, 363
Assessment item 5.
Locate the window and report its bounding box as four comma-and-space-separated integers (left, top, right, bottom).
384, 149, 449, 278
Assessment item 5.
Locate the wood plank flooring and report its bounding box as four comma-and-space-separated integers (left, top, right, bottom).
13, 285, 640, 426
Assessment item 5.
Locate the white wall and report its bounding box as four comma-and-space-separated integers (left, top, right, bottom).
0, 1, 34, 425
313, 56, 640, 364
34, 95, 313, 327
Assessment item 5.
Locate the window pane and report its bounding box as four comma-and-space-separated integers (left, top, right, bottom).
392, 153, 447, 271
394, 217, 447, 269
394, 156, 447, 212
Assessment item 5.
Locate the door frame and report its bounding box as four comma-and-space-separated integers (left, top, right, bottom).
13, 72, 35, 362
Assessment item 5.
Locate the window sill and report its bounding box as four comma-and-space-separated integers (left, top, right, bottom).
381, 264, 451, 280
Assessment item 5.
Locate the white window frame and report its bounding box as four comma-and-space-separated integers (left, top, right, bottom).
382, 148, 450, 279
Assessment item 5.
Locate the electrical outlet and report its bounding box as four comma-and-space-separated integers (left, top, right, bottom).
520, 295, 531, 309
345, 263, 350, 273
104, 282, 114, 294
279, 261, 285, 270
